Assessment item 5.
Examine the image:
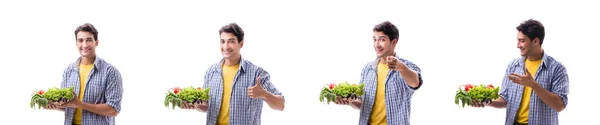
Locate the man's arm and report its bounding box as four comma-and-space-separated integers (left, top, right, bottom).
61, 68, 122, 116
488, 67, 512, 108
258, 70, 285, 111
86, 68, 123, 117
531, 67, 569, 112
193, 70, 212, 112
387, 56, 422, 89
397, 63, 421, 88
488, 97, 507, 108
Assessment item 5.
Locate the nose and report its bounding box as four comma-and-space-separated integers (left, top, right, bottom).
82, 41, 89, 48
222, 43, 228, 50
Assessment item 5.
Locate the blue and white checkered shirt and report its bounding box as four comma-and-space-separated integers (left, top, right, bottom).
499, 52, 569, 125
358, 55, 423, 125
60, 57, 123, 125
202, 57, 284, 125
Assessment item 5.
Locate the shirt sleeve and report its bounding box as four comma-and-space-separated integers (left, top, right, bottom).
104, 67, 123, 113
551, 65, 569, 107
257, 69, 284, 102
499, 63, 513, 102
402, 60, 423, 93
60, 67, 69, 88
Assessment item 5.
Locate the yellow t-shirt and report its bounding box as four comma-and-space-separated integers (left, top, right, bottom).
370, 62, 389, 125
516, 59, 542, 124
217, 63, 240, 125
73, 63, 94, 125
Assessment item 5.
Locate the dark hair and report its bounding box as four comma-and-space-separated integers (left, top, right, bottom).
74, 23, 99, 40
373, 21, 399, 42
219, 23, 245, 42
516, 19, 545, 45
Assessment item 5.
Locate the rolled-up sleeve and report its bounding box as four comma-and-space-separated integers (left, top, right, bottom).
258, 69, 284, 102
105, 67, 123, 113
402, 60, 423, 92
551, 65, 569, 107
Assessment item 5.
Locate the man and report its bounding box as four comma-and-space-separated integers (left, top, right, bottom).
181, 23, 285, 125
472, 19, 569, 125
45, 23, 124, 125
335, 21, 423, 125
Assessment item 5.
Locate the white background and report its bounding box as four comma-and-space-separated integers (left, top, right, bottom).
1, 0, 598, 124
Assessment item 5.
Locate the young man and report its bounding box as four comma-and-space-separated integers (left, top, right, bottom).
472, 19, 569, 125
181, 23, 285, 125
45, 23, 124, 125
335, 21, 423, 125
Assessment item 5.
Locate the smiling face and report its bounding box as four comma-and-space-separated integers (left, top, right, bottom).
220, 32, 243, 60
516, 31, 539, 57
373, 31, 397, 58
76, 31, 98, 58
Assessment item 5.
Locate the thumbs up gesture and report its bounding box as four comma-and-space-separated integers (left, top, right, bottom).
248, 75, 268, 99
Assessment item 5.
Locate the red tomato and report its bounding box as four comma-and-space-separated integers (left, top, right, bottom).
329, 83, 336, 90
464, 84, 473, 91
173, 87, 182, 94
37, 90, 44, 95
487, 84, 494, 89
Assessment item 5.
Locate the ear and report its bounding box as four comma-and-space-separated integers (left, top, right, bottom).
532, 37, 540, 46
95, 40, 99, 46
391, 38, 398, 47
239, 40, 244, 48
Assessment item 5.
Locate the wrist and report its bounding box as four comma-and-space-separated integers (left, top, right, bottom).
397, 63, 408, 72
530, 81, 543, 92
263, 92, 275, 100
75, 102, 87, 109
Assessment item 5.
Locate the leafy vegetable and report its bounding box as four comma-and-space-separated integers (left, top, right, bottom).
164, 86, 210, 110
30, 87, 75, 109
319, 82, 364, 104
454, 84, 500, 107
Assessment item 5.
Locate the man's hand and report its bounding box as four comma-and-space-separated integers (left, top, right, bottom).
386, 56, 407, 71
333, 96, 362, 109
59, 92, 82, 108
43, 104, 64, 111
334, 96, 350, 105
471, 99, 491, 108
181, 101, 208, 112
248, 75, 269, 99
509, 68, 536, 87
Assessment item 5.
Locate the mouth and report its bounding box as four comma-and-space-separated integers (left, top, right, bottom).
222, 50, 233, 54
80, 48, 91, 52
376, 48, 384, 53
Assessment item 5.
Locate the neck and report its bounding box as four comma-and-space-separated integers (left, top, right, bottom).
223, 55, 241, 66
378, 58, 387, 64
526, 49, 544, 61
80, 55, 96, 65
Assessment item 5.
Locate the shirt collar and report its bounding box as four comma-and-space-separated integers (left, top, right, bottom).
214, 56, 248, 74
516, 51, 550, 69
70, 57, 101, 71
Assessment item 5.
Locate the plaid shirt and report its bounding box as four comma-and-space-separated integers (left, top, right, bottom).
202, 57, 284, 125
60, 57, 123, 125
358, 55, 423, 125
499, 52, 569, 125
